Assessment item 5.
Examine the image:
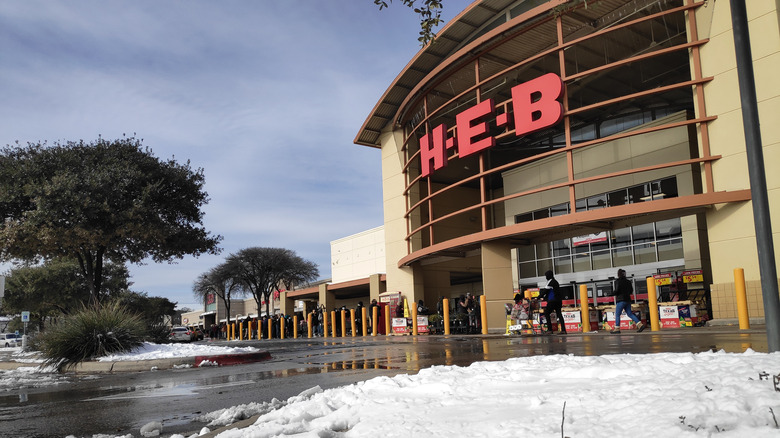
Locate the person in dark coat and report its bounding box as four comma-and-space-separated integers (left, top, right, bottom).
542, 270, 566, 334
612, 269, 646, 334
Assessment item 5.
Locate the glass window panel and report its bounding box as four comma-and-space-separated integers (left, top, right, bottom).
515, 213, 533, 224
659, 177, 678, 199
608, 189, 628, 207
573, 252, 591, 272
516, 245, 535, 263
587, 194, 607, 210
519, 261, 537, 278
611, 227, 631, 248
553, 239, 571, 257
554, 256, 572, 274
550, 203, 568, 217
634, 278, 648, 297
658, 238, 684, 261
595, 281, 614, 299
575, 198, 587, 212
655, 218, 682, 240
632, 223, 655, 243
534, 209, 549, 220
628, 184, 651, 204
612, 246, 633, 267
537, 258, 553, 275
536, 242, 552, 259
592, 249, 611, 270
634, 243, 657, 264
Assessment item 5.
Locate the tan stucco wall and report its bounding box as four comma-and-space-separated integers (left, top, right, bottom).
696, 0, 780, 316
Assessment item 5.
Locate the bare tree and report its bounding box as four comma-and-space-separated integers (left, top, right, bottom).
193, 258, 245, 326
229, 247, 318, 317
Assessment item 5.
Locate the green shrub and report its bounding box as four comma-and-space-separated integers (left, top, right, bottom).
39, 302, 146, 372
146, 321, 172, 344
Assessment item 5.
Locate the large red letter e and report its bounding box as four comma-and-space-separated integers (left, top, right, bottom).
511, 73, 564, 136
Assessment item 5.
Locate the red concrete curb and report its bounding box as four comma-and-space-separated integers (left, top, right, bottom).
194, 351, 271, 367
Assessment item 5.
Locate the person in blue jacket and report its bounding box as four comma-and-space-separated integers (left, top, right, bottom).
542, 270, 566, 334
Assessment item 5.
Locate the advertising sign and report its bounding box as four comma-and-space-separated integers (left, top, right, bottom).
417, 316, 429, 334
653, 273, 673, 286
682, 270, 704, 283
392, 318, 408, 335
572, 232, 608, 247
659, 305, 680, 328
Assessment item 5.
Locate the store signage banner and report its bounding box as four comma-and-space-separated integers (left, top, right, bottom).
572, 232, 608, 247
420, 73, 564, 177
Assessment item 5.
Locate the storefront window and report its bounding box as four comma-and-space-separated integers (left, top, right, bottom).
612, 245, 633, 267
608, 189, 628, 207
573, 248, 591, 272
537, 258, 552, 275
592, 249, 611, 270
658, 238, 684, 261
634, 243, 657, 264
554, 256, 572, 274
632, 223, 655, 243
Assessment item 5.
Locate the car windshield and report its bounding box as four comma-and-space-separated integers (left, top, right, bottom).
173, 328, 187, 332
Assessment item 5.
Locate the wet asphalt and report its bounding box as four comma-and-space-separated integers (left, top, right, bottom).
0, 325, 771, 438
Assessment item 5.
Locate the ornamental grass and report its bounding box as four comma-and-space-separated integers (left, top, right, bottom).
40, 302, 146, 372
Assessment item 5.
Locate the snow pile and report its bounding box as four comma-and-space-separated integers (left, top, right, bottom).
208, 350, 780, 438
0, 365, 69, 391
97, 342, 259, 362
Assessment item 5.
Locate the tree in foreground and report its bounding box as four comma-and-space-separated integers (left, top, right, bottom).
374, 0, 444, 45
229, 247, 319, 317
0, 137, 222, 306
193, 258, 246, 327
2, 258, 131, 332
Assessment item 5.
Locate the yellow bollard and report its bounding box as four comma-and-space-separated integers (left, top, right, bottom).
646, 276, 661, 332
323, 311, 329, 338
248, 321, 254, 340
480, 295, 488, 335
735, 268, 750, 329
350, 309, 356, 337
579, 284, 590, 333
362, 307, 368, 337
267, 318, 273, 340
307, 313, 313, 338
443, 298, 450, 335
372, 306, 378, 336
412, 305, 418, 336
384, 305, 391, 335
341, 310, 347, 338
293, 315, 298, 339
280, 317, 285, 340
331, 311, 337, 338
227, 323, 232, 341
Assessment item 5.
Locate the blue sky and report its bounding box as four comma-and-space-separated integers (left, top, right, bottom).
0, 0, 473, 310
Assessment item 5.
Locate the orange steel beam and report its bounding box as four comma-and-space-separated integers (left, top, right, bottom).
393, 2, 704, 143
403, 116, 716, 220
404, 156, 720, 241
398, 189, 751, 267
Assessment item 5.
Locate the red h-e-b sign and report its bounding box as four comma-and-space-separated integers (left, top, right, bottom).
419, 73, 564, 177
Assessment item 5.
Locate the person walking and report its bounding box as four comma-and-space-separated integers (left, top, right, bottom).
612, 269, 646, 334
541, 270, 566, 335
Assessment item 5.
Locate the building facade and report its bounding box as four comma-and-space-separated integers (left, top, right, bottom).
355, 0, 780, 331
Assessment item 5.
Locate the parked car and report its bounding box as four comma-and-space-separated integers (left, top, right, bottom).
1, 333, 19, 348
168, 326, 192, 343
190, 328, 204, 341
